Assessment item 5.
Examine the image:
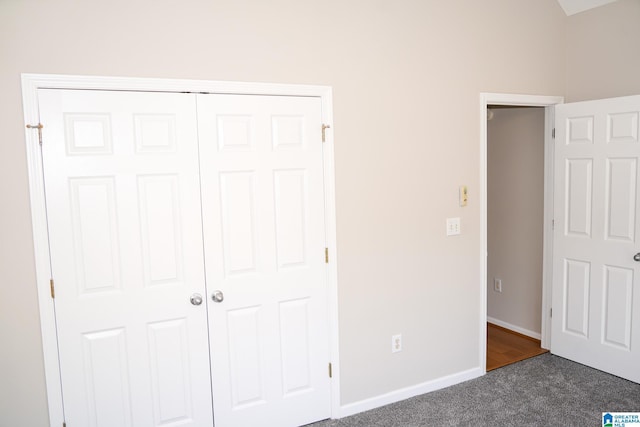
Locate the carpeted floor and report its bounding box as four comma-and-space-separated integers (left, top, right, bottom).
310, 353, 640, 427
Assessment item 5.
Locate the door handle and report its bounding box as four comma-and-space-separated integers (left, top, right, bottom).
190, 293, 203, 306
634, 253, 640, 262
212, 290, 224, 303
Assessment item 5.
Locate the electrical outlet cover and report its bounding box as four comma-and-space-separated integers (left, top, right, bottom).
392, 334, 402, 353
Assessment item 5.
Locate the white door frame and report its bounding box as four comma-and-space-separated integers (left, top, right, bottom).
21, 74, 341, 426
479, 92, 563, 372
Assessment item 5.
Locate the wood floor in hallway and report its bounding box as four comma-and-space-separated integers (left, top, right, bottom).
486, 323, 548, 371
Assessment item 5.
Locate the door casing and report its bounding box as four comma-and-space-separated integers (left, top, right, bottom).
479, 93, 564, 372
21, 74, 341, 426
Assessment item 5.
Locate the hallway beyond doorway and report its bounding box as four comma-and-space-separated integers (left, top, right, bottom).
487, 323, 548, 371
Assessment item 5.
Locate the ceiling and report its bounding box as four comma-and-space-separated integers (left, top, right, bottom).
556, 0, 619, 15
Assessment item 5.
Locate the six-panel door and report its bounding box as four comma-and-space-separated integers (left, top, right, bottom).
552, 95, 640, 383
39, 88, 332, 426
197, 94, 331, 427
40, 89, 215, 426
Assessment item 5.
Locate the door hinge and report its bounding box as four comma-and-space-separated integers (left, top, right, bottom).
550, 308, 553, 318
325, 248, 329, 264
63, 422, 66, 427
328, 362, 332, 378
552, 128, 556, 139
26, 123, 44, 145
50, 279, 55, 299
322, 124, 331, 143
552, 219, 555, 230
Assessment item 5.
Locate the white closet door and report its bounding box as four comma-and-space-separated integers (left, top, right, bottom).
40, 89, 214, 426
197, 94, 331, 427
552, 95, 640, 383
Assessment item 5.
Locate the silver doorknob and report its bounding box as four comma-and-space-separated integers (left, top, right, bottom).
634, 253, 640, 262
211, 290, 224, 303
190, 293, 203, 306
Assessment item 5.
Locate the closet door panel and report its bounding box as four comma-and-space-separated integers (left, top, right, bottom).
198, 94, 331, 427
40, 89, 214, 427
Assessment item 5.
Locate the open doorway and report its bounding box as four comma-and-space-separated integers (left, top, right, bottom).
479, 93, 563, 373
486, 105, 548, 370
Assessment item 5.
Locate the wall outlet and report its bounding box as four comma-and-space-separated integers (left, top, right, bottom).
494, 278, 502, 293
392, 334, 402, 353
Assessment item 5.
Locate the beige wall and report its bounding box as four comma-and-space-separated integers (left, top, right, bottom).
487, 107, 545, 335
0, 1, 569, 425
566, 0, 640, 101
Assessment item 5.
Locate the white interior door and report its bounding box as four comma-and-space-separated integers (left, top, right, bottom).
552, 95, 640, 383
197, 94, 331, 427
40, 89, 214, 426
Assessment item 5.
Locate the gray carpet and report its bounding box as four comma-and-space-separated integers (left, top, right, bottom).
311, 354, 640, 426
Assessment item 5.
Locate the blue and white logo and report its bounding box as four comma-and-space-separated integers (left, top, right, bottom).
603, 412, 640, 427
604, 413, 614, 427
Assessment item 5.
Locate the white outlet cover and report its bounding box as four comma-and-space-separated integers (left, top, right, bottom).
392, 334, 402, 353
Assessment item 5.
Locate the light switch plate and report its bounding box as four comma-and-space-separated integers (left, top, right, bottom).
446, 217, 461, 236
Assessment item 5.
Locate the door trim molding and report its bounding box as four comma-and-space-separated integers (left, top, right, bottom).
21, 73, 341, 426
479, 92, 563, 373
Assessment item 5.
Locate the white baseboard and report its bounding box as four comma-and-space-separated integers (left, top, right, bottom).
335, 366, 483, 419
487, 316, 541, 340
